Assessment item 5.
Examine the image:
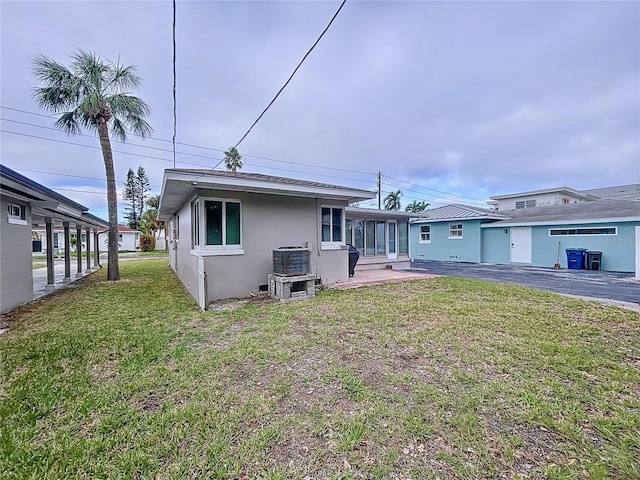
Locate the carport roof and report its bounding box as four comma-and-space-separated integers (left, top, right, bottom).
482, 199, 640, 227
1, 164, 108, 228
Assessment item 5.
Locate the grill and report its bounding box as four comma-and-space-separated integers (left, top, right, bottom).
272, 247, 310, 276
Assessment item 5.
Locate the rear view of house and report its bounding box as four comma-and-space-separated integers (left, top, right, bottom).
158, 169, 376, 308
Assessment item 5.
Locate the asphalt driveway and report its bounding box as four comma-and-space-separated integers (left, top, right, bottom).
410, 260, 640, 311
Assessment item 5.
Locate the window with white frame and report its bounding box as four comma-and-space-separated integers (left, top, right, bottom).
515, 200, 537, 209
321, 206, 344, 247
449, 223, 463, 239
419, 225, 431, 243
549, 227, 616, 236
7, 203, 27, 225
191, 200, 200, 248
191, 198, 242, 249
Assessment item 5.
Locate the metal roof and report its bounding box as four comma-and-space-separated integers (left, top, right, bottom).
411, 204, 509, 223
489, 186, 597, 201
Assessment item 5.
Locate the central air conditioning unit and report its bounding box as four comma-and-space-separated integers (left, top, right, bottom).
273, 246, 310, 276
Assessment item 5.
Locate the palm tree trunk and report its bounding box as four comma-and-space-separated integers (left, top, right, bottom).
97, 118, 120, 281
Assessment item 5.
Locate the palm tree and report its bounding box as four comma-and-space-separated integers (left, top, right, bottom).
384, 190, 402, 211
223, 146, 243, 173
32, 50, 152, 281
405, 200, 429, 212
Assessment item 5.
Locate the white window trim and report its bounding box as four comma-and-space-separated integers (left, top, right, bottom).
8, 217, 28, 226
448, 223, 463, 240
321, 205, 345, 250
548, 226, 617, 236
7, 203, 27, 225
192, 197, 243, 252
190, 249, 245, 257
419, 225, 431, 244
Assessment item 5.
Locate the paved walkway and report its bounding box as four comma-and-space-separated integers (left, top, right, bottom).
411, 260, 640, 312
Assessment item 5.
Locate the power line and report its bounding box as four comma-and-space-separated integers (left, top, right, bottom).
383, 174, 488, 204
232, 0, 348, 149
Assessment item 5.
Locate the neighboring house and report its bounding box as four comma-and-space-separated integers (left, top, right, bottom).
97, 226, 141, 252
345, 207, 425, 270
411, 205, 510, 263
1, 164, 108, 314
32, 228, 89, 254
488, 186, 598, 211
411, 200, 640, 273
158, 169, 376, 308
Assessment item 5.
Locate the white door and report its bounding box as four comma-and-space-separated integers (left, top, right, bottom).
511, 227, 532, 263
388, 221, 397, 259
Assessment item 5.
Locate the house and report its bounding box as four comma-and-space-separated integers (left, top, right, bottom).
97, 226, 141, 252
487, 183, 640, 211
1, 164, 108, 314
157, 169, 376, 308
411, 200, 640, 274
345, 207, 424, 270
410, 204, 510, 263
487, 186, 598, 210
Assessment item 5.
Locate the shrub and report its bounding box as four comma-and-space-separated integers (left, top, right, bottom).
139, 234, 156, 252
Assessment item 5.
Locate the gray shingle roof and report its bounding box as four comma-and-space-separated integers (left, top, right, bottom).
580, 184, 640, 202
487, 199, 640, 225
165, 168, 375, 194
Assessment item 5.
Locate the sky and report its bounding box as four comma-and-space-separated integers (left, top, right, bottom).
1, 0, 639, 220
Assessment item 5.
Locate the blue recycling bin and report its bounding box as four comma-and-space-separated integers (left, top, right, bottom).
565, 248, 587, 270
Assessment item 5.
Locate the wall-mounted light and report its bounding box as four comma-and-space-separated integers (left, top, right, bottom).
504, 228, 508, 234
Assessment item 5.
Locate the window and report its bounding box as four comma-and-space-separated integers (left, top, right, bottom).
376, 221, 386, 255
191, 200, 200, 247
7, 203, 27, 225
321, 207, 343, 246
449, 223, 463, 239
420, 225, 431, 243
353, 219, 364, 254
398, 221, 408, 255
202, 200, 241, 246
549, 227, 616, 236
515, 200, 537, 209
365, 220, 376, 256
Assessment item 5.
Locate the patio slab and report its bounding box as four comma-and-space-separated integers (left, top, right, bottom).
333, 268, 437, 290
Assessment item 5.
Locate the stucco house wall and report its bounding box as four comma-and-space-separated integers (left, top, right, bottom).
169, 189, 351, 304
1, 195, 33, 313
481, 221, 638, 272
176, 190, 349, 301
410, 219, 484, 263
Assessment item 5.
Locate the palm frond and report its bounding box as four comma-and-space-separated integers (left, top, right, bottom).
53, 111, 82, 135
110, 117, 128, 141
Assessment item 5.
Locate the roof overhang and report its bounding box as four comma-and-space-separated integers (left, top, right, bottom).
158, 170, 376, 219
482, 216, 640, 228
345, 207, 429, 221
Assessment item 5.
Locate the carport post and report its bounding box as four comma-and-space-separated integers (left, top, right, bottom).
93, 229, 100, 269
76, 225, 83, 278
63, 222, 71, 283
85, 226, 92, 273
44, 217, 55, 291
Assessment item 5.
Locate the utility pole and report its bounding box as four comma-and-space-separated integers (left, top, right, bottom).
377, 171, 381, 210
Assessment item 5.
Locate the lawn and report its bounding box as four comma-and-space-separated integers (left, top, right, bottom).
1, 261, 638, 479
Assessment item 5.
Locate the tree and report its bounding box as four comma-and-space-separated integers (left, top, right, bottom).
122, 166, 150, 230
223, 146, 243, 173
140, 195, 167, 250
384, 190, 402, 211
405, 200, 429, 212
33, 50, 151, 281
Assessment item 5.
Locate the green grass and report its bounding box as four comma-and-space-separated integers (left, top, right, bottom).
1, 261, 639, 479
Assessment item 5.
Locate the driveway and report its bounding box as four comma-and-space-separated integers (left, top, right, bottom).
410, 260, 640, 311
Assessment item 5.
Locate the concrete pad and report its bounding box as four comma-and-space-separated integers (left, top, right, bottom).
333, 268, 437, 290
